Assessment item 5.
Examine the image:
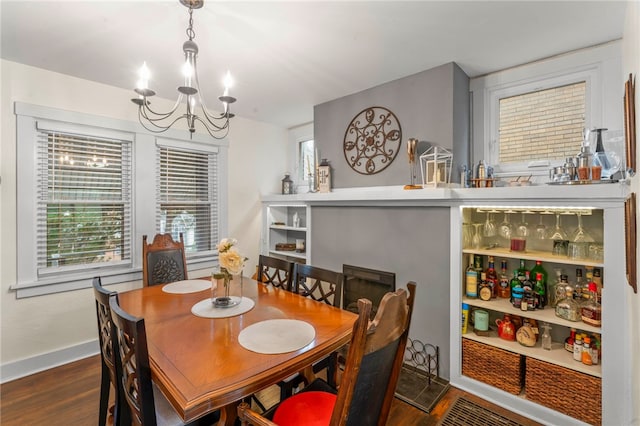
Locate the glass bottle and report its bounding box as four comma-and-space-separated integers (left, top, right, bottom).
565, 328, 577, 352
474, 254, 484, 275
534, 272, 546, 309
516, 259, 528, 282
581, 337, 593, 365
498, 259, 511, 298
593, 268, 603, 304
556, 288, 581, 321
547, 268, 562, 308
486, 256, 498, 298
573, 334, 583, 361
478, 272, 492, 301
465, 256, 478, 299
541, 323, 552, 350
581, 282, 602, 327
573, 268, 584, 302
530, 260, 548, 295
509, 271, 521, 304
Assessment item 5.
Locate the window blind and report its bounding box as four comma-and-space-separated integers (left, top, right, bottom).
157, 146, 218, 258
36, 130, 132, 273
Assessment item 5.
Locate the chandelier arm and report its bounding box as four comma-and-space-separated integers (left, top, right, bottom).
140, 93, 185, 119
138, 108, 187, 133
192, 65, 231, 124
193, 115, 229, 140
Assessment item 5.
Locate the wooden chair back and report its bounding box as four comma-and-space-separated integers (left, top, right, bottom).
93, 277, 129, 426
293, 263, 343, 307
332, 282, 415, 425
142, 233, 187, 286
109, 295, 157, 426
257, 255, 294, 291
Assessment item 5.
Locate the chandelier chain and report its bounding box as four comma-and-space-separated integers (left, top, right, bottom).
186, 7, 195, 41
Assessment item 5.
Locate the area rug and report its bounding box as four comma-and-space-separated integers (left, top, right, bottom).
394, 364, 450, 413
437, 396, 526, 426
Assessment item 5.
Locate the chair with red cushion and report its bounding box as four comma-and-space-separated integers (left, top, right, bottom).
237, 282, 416, 426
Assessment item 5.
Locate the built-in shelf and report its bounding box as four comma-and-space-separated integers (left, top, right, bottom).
269, 225, 307, 232
268, 249, 307, 260
462, 247, 604, 268
462, 297, 602, 334
462, 333, 601, 378
263, 203, 310, 263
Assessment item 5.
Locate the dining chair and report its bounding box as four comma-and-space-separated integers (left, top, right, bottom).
109, 295, 219, 426
142, 233, 188, 287
237, 282, 416, 426
256, 255, 294, 291
279, 264, 344, 396
93, 277, 130, 426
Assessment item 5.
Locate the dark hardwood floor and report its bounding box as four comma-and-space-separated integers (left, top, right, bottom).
0, 355, 540, 425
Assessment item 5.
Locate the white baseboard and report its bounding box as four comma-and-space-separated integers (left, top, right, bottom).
1, 339, 99, 384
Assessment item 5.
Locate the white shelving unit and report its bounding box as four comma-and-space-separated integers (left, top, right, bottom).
451, 201, 629, 426
262, 203, 310, 263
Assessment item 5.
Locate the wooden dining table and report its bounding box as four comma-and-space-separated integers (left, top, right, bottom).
117, 277, 357, 424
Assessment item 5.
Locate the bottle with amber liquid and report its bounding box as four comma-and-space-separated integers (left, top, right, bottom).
498, 260, 511, 298
465, 256, 478, 299
485, 256, 498, 298
478, 272, 493, 301
581, 282, 602, 327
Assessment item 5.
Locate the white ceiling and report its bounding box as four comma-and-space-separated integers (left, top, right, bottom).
0, 1, 628, 129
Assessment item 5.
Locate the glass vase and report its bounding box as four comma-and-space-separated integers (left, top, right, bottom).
211, 269, 243, 308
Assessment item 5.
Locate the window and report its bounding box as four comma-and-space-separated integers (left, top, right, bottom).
157, 141, 219, 258
498, 82, 586, 165
38, 128, 132, 274
299, 139, 315, 182
15, 103, 226, 297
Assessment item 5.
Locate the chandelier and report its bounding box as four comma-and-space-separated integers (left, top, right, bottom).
131, 0, 236, 139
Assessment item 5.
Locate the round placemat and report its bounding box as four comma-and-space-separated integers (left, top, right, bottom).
238, 319, 316, 354
162, 279, 211, 294
191, 297, 255, 318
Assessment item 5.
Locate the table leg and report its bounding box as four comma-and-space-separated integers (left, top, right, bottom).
217, 401, 240, 426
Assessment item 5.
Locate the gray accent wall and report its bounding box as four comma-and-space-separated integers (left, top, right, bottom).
314, 62, 469, 188
310, 206, 451, 379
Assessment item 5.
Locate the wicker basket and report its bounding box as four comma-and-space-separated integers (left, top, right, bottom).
526, 357, 601, 426
462, 339, 524, 395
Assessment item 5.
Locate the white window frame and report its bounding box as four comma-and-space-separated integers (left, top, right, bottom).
14, 102, 228, 297
485, 64, 600, 177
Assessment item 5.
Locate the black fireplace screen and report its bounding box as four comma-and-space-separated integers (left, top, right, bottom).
342, 264, 395, 317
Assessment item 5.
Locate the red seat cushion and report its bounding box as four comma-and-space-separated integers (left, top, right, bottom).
272, 391, 337, 426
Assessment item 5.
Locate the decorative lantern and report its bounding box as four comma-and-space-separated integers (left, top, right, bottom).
281, 173, 293, 195
419, 145, 453, 188
318, 159, 332, 193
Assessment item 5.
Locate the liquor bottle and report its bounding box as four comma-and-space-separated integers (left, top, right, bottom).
516, 259, 528, 282
547, 269, 562, 308
509, 271, 522, 303
581, 266, 594, 305
534, 272, 547, 308
473, 254, 484, 275
581, 282, 602, 327
573, 268, 584, 302
556, 288, 581, 321
521, 271, 535, 310
565, 328, 577, 352
478, 272, 492, 301
593, 268, 603, 303
485, 256, 499, 298
498, 260, 511, 298
541, 323, 552, 351
529, 260, 548, 295
465, 256, 478, 299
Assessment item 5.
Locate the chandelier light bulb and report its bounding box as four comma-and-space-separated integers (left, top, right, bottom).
137, 62, 150, 90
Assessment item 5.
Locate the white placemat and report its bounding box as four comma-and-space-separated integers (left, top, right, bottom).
191, 297, 255, 318
162, 279, 211, 294
238, 319, 316, 354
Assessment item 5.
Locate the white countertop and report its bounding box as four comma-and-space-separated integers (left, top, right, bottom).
262, 182, 630, 207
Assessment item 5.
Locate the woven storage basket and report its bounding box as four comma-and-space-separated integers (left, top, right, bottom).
526, 357, 601, 426
462, 339, 524, 395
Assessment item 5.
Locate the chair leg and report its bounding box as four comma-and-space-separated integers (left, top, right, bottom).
98, 362, 110, 426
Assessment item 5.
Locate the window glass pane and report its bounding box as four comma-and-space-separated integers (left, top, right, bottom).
299, 139, 315, 181
159, 146, 218, 255
499, 81, 585, 164
40, 132, 131, 270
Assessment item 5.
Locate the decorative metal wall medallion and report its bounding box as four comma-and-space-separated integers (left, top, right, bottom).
343, 106, 402, 175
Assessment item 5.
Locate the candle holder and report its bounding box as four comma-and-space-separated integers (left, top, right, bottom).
420, 145, 453, 188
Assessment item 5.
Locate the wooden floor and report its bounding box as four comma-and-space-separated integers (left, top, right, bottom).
0, 355, 540, 425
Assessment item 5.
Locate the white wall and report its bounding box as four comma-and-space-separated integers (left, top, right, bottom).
622, 1, 640, 424
0, 60, 288, 380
